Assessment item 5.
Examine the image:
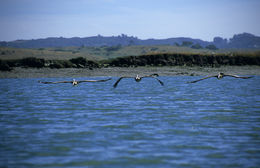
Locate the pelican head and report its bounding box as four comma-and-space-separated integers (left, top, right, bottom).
72, 79, 78, 85
217, 72, 224, 79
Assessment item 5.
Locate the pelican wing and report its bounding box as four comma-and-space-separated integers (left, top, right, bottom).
187, 75, 218, 83
142, 76, 164, 86
78, 78, 112, 83
152, 77, 164, 86
142, 73, 159, 78
113, 77, 132, 88
224, 74, 253, 79
39, 80, 72, 84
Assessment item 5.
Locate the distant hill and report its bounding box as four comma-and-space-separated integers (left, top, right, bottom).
0, 33, 260, 49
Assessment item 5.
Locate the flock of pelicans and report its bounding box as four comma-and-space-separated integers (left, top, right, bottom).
38, 72, 253, 88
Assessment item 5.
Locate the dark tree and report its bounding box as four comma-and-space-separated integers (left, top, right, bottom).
206, 44, 218, 50
20, 57, 45, 68
175, 42, 180, 46
191, 43, 203, 49
181, 41, 193, 47
0, 60, 12, 71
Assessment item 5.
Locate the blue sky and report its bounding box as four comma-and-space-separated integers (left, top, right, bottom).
0, 0, 259, 41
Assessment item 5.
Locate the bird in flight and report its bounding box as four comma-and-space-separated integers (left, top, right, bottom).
113, 74, 164, 88
39, 78, 112, 86
187, 72, 252, 83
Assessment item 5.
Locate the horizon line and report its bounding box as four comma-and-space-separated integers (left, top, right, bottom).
1, 32, 258, 43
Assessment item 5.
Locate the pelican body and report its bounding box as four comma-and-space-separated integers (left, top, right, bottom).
113, 74, 164, 88
135, 75, 142, 82
217, 72, 224, 79
187, 72, 252, 83
72, 79, 78, 85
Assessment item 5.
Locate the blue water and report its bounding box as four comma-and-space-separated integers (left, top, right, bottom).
0, 76, 260, 168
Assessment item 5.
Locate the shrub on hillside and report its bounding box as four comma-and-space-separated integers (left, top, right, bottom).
0, 60, 12, 71
48, 60, 75, 69
104, 45, 122, 52
191, 43, 203, 49
70, 57, 87, 66
69, 57, 99, 68
206, 44, 218, 50
181, 41, 193, 47
20, 57, 45, 68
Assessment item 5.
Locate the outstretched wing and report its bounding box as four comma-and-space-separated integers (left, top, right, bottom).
187, 75, 218, 83
142, 74, 164, 86
113, 77, 132, 88
38, 80, 72, 84
142, 73, 159, 78
224, 74, 253, 79
78, 78, 112, 83
152, 77, 164, 86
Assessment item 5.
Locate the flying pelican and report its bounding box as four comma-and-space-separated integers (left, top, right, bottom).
113, 74, 164, 88
187, 72, 252, 83
39, 78, 112, 86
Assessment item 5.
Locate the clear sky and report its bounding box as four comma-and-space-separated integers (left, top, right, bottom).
0, 0, 260, 41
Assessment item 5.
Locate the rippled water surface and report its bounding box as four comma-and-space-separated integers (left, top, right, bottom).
1, 76, 260, 168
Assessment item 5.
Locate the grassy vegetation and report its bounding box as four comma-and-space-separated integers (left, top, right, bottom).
1, 45, 260, 71
3, 45, 259, 61
0, 46, 101, 61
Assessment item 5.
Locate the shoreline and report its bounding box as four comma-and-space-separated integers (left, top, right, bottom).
0, 66, 260, 78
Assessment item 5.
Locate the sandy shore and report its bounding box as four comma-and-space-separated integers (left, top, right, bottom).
0, 66, 259, 78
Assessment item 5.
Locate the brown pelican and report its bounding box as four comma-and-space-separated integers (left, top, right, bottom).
113, 74, 164, 88
187, 72, 252, 83
39, 78, 112, 86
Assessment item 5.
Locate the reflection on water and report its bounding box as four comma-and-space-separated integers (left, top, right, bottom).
0, 76, 260, 167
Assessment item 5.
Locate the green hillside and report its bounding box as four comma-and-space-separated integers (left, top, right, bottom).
3, 45, 258, 61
